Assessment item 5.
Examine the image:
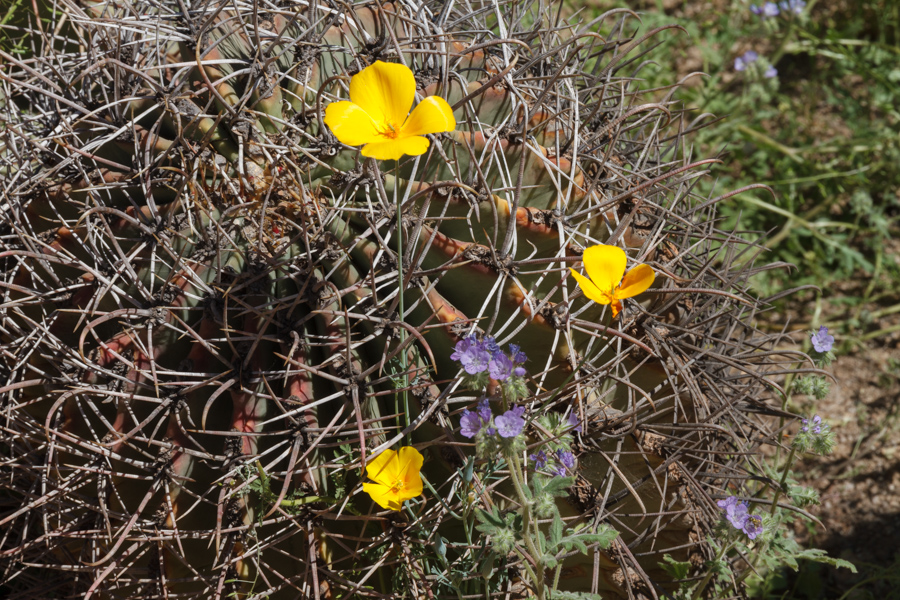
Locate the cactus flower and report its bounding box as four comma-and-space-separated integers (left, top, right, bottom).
362, 446, 424, 511
324, 60, 456, 160
570, 244, 655, 317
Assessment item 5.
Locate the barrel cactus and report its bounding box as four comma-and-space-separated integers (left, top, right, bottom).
0, 0, 798, 598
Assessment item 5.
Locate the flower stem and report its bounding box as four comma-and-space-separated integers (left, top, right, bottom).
394, 163, 410, 440
505, 451, 545, 599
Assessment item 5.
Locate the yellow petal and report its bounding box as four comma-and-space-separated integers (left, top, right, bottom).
400, 96, 456, 137
361, 136, 430, 161
616, 263, 655, 300
362, 482, 402, 511
397, 447, 424, 498
365, 449, 400, 486
582, 244, 627, 292
349, 60, 415, 130
324, 101, 380, 146
570, 268, 612, 305
610, 299, 624, 319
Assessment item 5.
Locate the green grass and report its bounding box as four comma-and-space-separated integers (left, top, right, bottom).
583, 0, 900, 311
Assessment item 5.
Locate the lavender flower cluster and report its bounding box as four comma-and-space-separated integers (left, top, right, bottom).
750, 0, 805, 17
451, 336, 526, 381
459, 399, 525, 440
734, 50, 778, 78
717, 496, 764, 539
530, 449, 576, 476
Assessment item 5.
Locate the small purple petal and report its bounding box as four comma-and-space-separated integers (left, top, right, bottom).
743, 50, 759, 62
556, 450, 576, 471
750, 4, 762, 14
764, 65, 778, 78
742, 514, 764, 539
495, 407, 525, 438
530, 450, 547, 469
734, 57, 746, 72
488, 352, 515, 381
726, 503, 750, 529
513, 366, 526, 377
567, 412, 583, 433
763, 2, 780, 16
811, 326, 834, 353
459, 410, 483, 438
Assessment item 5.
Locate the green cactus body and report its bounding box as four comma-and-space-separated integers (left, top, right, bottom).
0, 1, 798, 598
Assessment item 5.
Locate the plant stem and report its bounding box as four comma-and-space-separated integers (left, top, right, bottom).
505, 451, 545, 600
691, 541, 731, 600
394, 163, 410, 440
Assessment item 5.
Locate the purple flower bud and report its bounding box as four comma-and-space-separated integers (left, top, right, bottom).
513, 366, 526, 378
811, 326, 834, 353
750, 4, 763, 14
509, 344, 527, 365
734, 57, 747, 72
556, 450, 576, 471
763, 1, 780, 16
482, 336, 501, 355
495, 406, 525, 438
530, 450, 547, 469
764, 65, 778, 78
743, 50, 759, 62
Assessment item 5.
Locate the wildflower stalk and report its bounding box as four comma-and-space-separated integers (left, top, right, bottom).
770, 446, 797, 516
504, 448, 546, 599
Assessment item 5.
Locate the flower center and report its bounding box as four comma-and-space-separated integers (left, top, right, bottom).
389, 478, 405, 494
379, 121, 401, 139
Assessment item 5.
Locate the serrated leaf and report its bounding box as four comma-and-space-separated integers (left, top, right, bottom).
792, 549, 857, 573
541, 476, 575, 496
659, 554, 691, 579
475, 506, 505, 529
548, 591, 607, 600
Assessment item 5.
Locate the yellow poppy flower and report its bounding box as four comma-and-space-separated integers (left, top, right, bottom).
569, 244, 655, 318
361, 446, 424, 511
324, 61, 456, 161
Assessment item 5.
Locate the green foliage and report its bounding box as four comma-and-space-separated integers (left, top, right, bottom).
589, 0, 900, 295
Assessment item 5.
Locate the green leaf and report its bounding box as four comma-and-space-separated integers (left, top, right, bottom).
549, 514, 563, 547
791, 549, 857, 573
542, 476, 575, 497
659, 554, 692, 579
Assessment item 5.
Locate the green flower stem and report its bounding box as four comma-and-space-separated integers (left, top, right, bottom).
504, 450, 546, 600
771, 446, 797, 516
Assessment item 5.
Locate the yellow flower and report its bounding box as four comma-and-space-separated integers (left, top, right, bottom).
324, 61, 456, 161
569, 244, 655, 318
361, 446, 424, 511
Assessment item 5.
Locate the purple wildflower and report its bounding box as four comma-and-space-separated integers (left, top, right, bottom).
717, 495, 749, 528
750, 4, 762, 14
735, 50, 759, 72
495, 406, 525, 438
530, 450, 548, 469
742, 514, 764, 539
780, 0, 805, 14
488, 352, 515, 381
764, 65, 778, 78
556, 450, 576, 471
811, 326, 834, 353
566, 412, 583, 433
801, 415, 822, 434
763, 1, 780, 16
451, 336, 492, 374
460, 399, 492, 438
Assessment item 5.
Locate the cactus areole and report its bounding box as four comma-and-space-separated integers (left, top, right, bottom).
0, 1, 800, 598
